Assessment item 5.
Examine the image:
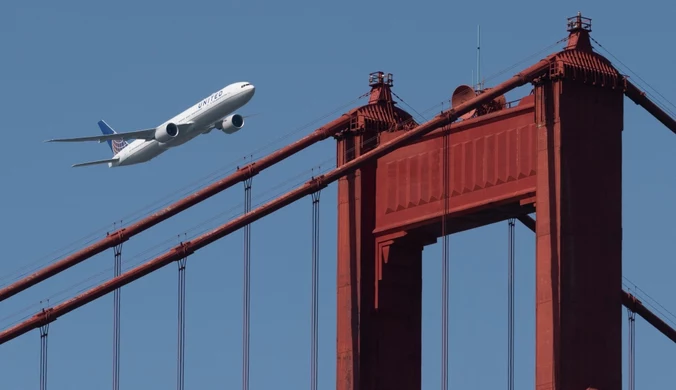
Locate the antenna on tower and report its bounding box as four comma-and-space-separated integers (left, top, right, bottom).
476, 24, 482, 91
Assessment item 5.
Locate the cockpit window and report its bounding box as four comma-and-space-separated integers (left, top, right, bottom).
241, 83, 250, 88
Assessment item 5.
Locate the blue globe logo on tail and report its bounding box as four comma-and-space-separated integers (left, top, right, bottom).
97, 120, 131, 156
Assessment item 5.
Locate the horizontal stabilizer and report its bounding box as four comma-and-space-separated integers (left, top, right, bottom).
72, 158, 119, 168
45, 128, 157, 143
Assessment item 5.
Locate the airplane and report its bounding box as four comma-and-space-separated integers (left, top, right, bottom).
46, 81, 256, 167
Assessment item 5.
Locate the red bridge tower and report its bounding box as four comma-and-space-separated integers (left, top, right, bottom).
336, 13, 624, 390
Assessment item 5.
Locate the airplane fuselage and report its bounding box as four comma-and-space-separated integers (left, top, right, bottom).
111, 82, 255, 167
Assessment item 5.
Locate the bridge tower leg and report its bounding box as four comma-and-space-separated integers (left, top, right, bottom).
335, 115, 378, 390
335, 71, 426, 390
534, 16, 624, 390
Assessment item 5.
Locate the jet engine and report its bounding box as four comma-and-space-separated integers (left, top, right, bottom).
215, 114, 244, 134
155, 122, 180, 143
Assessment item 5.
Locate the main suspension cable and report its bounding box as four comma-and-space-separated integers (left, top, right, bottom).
481, 36, 569, 86
589, 36, 676, 118
622, 277, 676, 328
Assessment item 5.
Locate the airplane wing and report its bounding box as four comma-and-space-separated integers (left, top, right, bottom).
45, 122, 195, 143
72, 158, 119, 167
45, 128, 157, 143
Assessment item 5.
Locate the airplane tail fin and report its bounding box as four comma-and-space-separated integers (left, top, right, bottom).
97, 120, 130, 156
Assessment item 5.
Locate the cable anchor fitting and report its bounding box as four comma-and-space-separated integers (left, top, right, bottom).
246, 163, 256, 179
176, 241, 193, 259
310, 176, 325, 192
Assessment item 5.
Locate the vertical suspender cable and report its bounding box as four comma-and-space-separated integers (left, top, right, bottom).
39, 323, 49, 390
242, 177, 253, 390
310, 190, 321, 390
176, 256, 187, 390
507, 219, 515, 390
627, 308, 636, 390
113, 242, 123, 390
441, 131, 450, 390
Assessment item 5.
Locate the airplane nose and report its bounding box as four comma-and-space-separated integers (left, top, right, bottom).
248, 84, 255, 96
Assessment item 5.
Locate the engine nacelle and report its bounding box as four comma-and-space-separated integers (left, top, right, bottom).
215, 114, 244, 134
155, 122, 180, 143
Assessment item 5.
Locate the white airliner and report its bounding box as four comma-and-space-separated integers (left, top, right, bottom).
46, 81, 256, 167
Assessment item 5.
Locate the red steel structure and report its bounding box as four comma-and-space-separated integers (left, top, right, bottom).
1, 13, 675, 390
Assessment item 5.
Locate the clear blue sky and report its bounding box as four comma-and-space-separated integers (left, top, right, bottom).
1, 0, 675, 389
